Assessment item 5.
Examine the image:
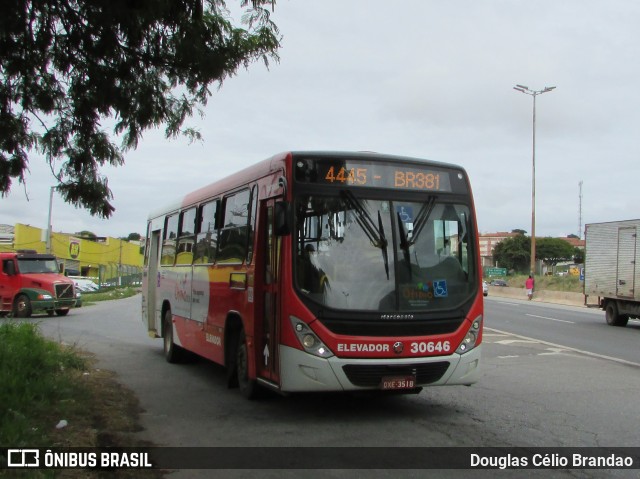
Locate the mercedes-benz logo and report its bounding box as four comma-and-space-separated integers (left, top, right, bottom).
393, 342, 404, 354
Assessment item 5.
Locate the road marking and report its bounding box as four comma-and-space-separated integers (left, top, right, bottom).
526, 313, 575, 324
495, 339, 538, 345
486, 327, 640, 368
539, 347, 573, 356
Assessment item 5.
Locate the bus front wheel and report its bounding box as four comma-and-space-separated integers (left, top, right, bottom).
163, 309, 185, 363
236, 329, 261, 399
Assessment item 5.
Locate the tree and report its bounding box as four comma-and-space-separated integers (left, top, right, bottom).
535, 237, 575, 267
75, 230, 96, 240
573, 247, 585, 264
126, 233, 141, 242
492, 233, 530, 273
1, 0, 280, 217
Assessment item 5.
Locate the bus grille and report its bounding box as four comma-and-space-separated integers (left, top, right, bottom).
320, 318, 465, 337
342, 362, 450, 387
55, 283, 74, 299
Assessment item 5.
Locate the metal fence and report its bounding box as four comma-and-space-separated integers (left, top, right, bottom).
99, 263, 143, 288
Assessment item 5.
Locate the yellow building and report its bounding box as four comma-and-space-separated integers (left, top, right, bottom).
0, 223, 143, 287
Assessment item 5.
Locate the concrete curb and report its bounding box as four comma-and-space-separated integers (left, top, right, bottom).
486, 286, 598, 308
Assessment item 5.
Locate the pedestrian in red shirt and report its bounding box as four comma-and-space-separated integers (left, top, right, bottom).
525, 275, 534, 300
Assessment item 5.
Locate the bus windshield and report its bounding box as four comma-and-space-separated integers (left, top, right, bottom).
295, 192, 476, 312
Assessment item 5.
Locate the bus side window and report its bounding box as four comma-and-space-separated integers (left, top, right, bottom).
143, 223, 151, 266
246, 185, 258, 264
194, 200, 218, 264
161, 214, 179, 265
176, 207, 196, 265
217, 190, 250, 264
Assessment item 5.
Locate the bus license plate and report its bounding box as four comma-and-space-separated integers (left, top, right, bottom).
381, 376, 415, 390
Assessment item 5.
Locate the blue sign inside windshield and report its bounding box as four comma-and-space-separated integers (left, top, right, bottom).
396, 205, 414, 223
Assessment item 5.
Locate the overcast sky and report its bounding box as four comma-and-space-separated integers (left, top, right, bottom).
3, 0, 639, 239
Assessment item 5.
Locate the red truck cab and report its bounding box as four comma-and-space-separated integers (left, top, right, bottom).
0, 251, 77, 318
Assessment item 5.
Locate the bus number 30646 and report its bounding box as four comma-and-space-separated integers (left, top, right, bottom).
410, 341, 451, 354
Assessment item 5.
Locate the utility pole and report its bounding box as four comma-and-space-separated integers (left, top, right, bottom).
118, 240, 123, 286
578, 181, 583, 239
46, 186, 54, 254
513, 84, 556, 275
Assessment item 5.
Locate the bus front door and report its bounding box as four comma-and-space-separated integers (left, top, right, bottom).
257, 199, 281, 385
145, 230, 161, 334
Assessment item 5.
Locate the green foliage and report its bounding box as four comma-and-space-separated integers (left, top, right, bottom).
509, 273, 583, 293
492, 235, 579, 272
492, 233, 530, 273
1, 0, 281, 217
75, 230, 97, 240
0, 322, 87, 445
536, 237, 575, 266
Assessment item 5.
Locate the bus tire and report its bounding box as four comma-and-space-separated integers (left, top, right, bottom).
14, 294, 32, 318
236, 329, 261, 399
226, 327, 239, 388
163, 309, 185, 363
605, 301, 628, 327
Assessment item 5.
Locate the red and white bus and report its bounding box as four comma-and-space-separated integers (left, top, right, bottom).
142, 151, 483, 398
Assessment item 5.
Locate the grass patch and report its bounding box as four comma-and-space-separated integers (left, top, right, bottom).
80, 287, 139, 306
0, 322, 88, 446
0, 322, 162, 478
490, 274, 583, 293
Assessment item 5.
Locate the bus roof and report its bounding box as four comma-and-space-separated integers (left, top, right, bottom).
147, 151, 289, 220
147, 151, 468, 220
290, 150, 464, 171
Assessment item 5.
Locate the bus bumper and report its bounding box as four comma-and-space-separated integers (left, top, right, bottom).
279, 344, 482, 393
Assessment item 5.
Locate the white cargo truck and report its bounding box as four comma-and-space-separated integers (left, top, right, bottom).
584, 219, 640, 326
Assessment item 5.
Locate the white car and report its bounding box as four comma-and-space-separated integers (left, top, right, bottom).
482, 281, 488, 297
72, 278, 99, 292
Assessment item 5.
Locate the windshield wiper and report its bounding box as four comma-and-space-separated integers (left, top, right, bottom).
396, 197, 437, 279
408, 196, 437, 245
341, 191, 389, 279
341, 191, 384, 247
397, 211, 412, 278
378, 210, 390, 280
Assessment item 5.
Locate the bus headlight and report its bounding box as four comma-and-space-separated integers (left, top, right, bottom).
290, 316, 334, 359
302, 334, 316, 348
456, 315, 482, 354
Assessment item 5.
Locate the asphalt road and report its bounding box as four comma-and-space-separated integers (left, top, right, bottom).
29, 295, 640, 478
485, 296, 640, 367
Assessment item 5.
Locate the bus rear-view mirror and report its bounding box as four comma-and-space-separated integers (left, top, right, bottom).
275, 201, 291, 236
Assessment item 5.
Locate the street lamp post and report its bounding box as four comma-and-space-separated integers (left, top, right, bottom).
46, 186, 55, 254
513, 84, 556, 276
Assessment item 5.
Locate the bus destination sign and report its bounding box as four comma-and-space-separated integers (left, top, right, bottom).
295, 159, 454, 192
